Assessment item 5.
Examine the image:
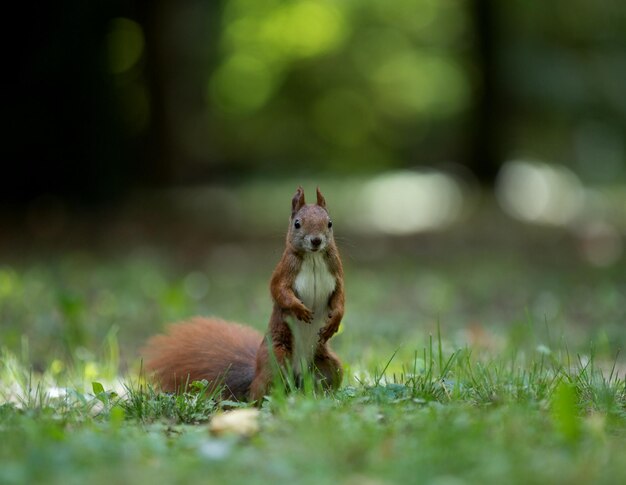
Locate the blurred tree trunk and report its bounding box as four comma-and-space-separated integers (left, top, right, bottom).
468, 0, 501, 185
136, 0, 173, 187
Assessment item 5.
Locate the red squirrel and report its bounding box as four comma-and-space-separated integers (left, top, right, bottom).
142, 187, 345, 402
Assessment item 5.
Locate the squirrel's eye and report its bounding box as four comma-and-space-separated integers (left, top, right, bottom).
294, 219, 301, 229
328, 220, 333, 229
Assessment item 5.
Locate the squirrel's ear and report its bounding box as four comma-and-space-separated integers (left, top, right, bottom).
291, 186, 306, 218
316, 187, 327, 209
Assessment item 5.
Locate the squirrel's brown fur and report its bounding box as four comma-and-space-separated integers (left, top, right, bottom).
143, 187, 345, 402
142, 318, 262, 400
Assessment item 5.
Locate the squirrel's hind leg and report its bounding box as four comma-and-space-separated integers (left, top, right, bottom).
313, 346, 343, 391
249, 343, 292, 402
249, 343, 343, 402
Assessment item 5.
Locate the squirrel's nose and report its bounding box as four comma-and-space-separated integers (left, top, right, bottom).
311, 237, 322, 248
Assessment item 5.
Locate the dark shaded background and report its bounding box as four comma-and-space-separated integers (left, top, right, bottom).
4, 0, 625, 206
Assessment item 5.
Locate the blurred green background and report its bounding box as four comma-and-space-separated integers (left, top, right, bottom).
1, 0, 625, 369
4, 0, 626, 198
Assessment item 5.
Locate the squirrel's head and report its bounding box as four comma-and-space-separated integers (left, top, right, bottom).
288, 186, 333, 253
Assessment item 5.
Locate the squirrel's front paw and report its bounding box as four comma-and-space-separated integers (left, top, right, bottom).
319, 314, 341, 342
318, 326, 334, 343
293, 304, 314, 323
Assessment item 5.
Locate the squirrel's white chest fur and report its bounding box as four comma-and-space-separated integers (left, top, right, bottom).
289, 252, 336, 373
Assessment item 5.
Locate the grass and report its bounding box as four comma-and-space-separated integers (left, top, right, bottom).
2, 334, 626, 485
1, 226, 625, 484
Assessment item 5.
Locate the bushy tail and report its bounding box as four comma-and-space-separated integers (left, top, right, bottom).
142, 317, 263, 401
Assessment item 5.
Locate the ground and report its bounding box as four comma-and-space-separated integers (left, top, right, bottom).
1, 203, 625, 484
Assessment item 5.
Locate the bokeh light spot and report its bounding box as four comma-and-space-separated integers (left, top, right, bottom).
210, 55, 275, 115
261, 1, 346, 58
361, 171, 463, 234
371, 51, 469, 118
107, 18, 145, 74
496, 160, 584, 225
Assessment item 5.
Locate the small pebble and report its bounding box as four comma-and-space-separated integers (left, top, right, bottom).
209, 408, 261, 437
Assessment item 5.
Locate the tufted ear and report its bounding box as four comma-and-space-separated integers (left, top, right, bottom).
316, 187, 326, 209
291, 186, 306, 218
